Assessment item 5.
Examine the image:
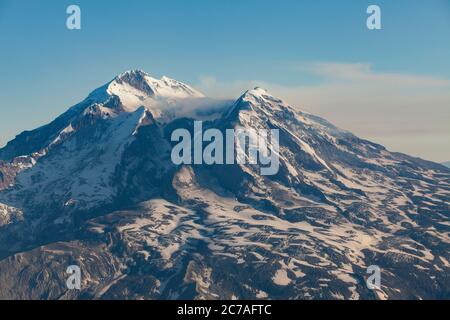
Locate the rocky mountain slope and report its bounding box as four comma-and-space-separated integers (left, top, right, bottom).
0, 70, 448, 300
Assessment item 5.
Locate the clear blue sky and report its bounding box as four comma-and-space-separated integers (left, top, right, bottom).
1, 0, 449, 161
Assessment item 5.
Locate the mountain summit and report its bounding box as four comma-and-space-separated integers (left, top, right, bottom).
87, 69, 205, 113
0, 70, 449, 300
108, 69, 204, 100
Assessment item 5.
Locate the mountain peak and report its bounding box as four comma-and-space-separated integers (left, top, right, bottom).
226, 86, 285, 119
116, 69, 149, 79
108, 69, 204, 100
248, 86, 269, 96
85, 69, 205, 113
238, 87, 271, 101
113, 69, 154, 89
111, 69, 156, 97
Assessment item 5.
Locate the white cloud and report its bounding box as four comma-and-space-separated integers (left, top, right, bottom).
195, 62, 450, 162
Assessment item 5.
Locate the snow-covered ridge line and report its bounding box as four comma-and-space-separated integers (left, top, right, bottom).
80, 69, 217, 120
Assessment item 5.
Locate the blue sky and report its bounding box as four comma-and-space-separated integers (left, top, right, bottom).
0, 0, 449, 161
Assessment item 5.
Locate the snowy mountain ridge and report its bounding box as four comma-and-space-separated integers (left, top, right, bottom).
86, 69, 206, 116
0, 70, 448, 300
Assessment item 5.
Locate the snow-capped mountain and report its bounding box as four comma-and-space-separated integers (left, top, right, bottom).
0, 70, 449, 300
